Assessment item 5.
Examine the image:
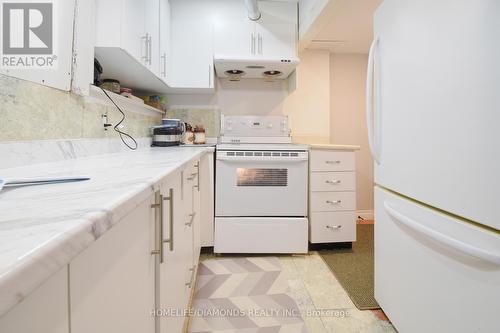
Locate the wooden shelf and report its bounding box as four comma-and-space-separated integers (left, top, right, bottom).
88, 85, 165, 116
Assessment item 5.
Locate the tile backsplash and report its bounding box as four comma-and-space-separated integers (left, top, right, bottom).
0, 75, 162, 142
165, 108, 220, 138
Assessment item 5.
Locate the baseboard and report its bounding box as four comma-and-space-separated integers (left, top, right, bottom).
356, 210, 374, 221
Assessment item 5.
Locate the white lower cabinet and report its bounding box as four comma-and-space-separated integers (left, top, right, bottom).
309, 148, 358, 243
0, 267, 69, 333
157, 158, 202, 333
199, 152, 215, 247
70, 195, 156, 333
0, 154, 210, 333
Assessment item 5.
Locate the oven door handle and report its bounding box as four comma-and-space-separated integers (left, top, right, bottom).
217, 156, 308, 162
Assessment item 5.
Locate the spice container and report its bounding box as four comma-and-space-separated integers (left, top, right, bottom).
193, 125, 206, 144
184, 124, 194, 145
100, 79, 121, 94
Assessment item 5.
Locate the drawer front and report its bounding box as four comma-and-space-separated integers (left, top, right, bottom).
310, 192, 356, 212
214, 217, 308, 254
310, 150, 355, 172
309, 211, 356, 243
310, 172, 356, 192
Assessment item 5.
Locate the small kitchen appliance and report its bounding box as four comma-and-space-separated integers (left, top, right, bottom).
215, 115, 309, 254
151, 119, 185, 147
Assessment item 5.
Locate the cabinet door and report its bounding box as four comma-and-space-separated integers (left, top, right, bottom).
159, 0, 170, 81
122, 0, 146, 64
169, 19, 213, 88
157, 172, 192, 333
255, 22, 296, 58
0, 0, 76, 91
200, 152, 214, 247
214, 19, 256, 57
0, 267, 69, 333
191, 160, 202, 265
144, 0, 160, 75
70, 196, 156, 333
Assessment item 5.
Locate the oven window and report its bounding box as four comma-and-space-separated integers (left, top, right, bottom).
236, 168, 288, 186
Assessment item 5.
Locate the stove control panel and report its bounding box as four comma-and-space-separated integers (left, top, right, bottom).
221, 115, 291, 139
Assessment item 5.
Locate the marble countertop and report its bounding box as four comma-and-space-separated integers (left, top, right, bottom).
0, 146, 213, 317
306, 143, 360, 150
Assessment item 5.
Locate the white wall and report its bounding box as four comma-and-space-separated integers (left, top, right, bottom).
330, 53, 373, 212
167, 49, 330, 142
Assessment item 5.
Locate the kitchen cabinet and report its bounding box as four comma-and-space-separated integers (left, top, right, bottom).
200, 152, 215, 247
94, 0, 170, 93
0, 267, 69, 333
157, 160, 201, 333
169, 18, 214, 90
144, 0, 161, 75
213, 2, 297, 59
69, 194, 156, 333
159, 0, 171, 81
0, 0, 76, 91
309, 148, 357, 244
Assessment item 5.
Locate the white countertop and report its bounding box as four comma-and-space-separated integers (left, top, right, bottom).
0, 146, 213, 317
306, 143, 360, 151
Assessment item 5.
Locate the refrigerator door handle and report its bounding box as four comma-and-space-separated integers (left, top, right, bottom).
366, 38, 381, 164
384, 202, 500, 265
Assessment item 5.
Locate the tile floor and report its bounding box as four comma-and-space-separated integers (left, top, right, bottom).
197, 252, 395, 333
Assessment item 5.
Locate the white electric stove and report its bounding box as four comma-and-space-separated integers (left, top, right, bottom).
214, 115, 309, 254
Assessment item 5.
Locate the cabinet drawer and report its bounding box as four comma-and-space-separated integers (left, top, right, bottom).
310, 192, 356, 212
310, 172, 355, 192
310, 150, 355, 172
309, 211, 356, 243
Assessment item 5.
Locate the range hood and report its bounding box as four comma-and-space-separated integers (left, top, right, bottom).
214, 56, 299, 81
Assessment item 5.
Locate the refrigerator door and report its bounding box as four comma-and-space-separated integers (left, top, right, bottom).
369, 0, 500, 230
375, 187, 500, 333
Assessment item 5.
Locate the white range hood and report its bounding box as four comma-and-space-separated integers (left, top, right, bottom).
214, 56, 299, 80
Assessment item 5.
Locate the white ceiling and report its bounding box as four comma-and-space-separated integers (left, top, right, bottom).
306, 0, 383, 54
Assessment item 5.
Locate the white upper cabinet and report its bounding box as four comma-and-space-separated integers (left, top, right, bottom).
0, 0, 76, 91
144, 0, 160, 74
213, 1, 297, 59
94, 0, 169, 93
214, 19, 255, 57
169, 17, 214, 90
255, 22, 296, 59
159, 0, 171, 82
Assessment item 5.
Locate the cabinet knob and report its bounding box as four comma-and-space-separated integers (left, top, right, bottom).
326, 180, 341, 184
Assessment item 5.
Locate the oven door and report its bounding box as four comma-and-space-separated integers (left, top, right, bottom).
215, 151, 308, 217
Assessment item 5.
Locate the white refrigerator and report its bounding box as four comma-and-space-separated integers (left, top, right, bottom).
367, 1, 500, 332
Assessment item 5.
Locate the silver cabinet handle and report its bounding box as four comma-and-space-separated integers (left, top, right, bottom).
325, 160, 341, 164
185, 212, 196, 227
185, 264, 196, 288
251, 33, 255, 54
326, 180, 341, 184
162, 188, 174, 259
161, 53, 166, 77
195, 162, 200, 191
326, 200, 342, 205
150, 192, 161, 257
151, 191, 171, 263
258, 33, 262, 54
141, 34, 149, 63
147, 35, 152, 65
326, 225, 342, 230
